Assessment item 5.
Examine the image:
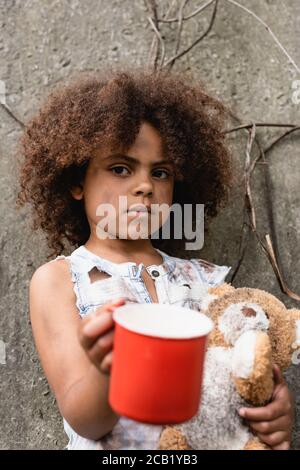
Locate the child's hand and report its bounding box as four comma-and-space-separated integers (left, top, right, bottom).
239, 364, 294, 450
78, 298, 126, 375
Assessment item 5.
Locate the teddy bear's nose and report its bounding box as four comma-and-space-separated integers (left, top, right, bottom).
241, 306, 256, 317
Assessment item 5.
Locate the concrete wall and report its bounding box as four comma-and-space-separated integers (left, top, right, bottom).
0, 0, 299, 449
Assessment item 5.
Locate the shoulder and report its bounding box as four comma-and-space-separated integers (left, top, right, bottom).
30, 257, 70, 287
30, 257, 74, 303
29, 257, 80, 340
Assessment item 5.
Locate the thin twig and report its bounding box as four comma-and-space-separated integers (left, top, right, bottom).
226, 112, 257, 283
147, 15, 166, 70
244, 122, 257, 230
224, 121, 300, 169
224, 122, 298, 134
145, 0, 161, 70
225, 0, 300, 74
146, 0, 174, 68
158, 0, 217, 23
166, 0, 190, 71
1, 102, 25, 128
264, 126, 300, 154
226, 112, 300, 300
230, 222, 250, 283
257, 234, 300, 301
162, 0, 219, 69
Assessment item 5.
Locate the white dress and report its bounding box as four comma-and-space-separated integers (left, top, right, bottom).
50, 245, 232, 450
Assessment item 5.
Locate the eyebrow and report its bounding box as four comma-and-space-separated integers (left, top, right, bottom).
103, 153, 173, 166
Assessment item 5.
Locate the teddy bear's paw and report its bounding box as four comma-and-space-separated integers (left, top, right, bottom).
157, 426, 192, 450
244, 437, 270, 450
232, 330, 274, 404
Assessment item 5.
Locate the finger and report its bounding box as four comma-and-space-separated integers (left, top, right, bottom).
79, 311, 114, 349
248, 415, 290, 434
110, 297, 126, 305
271, 441, 290, 450
92, 298, 126, 317
98, 329, 115, 350
256, 431, 288, 448
100, 350, 114, 375
79, 298, 126, 349
87, 334, 114, 368
239, 401, 284, 422
106, 297, 126, 308
271, 383, 294, 417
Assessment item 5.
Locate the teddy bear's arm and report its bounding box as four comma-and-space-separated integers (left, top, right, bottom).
157, 426, 192, 450
232, 330, 274, 405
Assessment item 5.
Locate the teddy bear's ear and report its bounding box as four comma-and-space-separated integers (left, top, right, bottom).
208, 282, 235, 297
200, 283, 235, 313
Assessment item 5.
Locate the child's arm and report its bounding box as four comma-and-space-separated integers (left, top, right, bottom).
29, 259, 122, 441
239, 365, 295, 450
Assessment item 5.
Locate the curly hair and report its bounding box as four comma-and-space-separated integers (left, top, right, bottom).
16, 65, 234, 259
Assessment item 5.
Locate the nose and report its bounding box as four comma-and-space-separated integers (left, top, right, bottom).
132, 171, 153, 197
241, 306, 257, 317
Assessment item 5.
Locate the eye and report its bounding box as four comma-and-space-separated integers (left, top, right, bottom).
152, 169, 170, 179
110, 165, 130, 176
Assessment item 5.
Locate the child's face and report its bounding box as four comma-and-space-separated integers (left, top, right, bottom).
71, 121, 175, 241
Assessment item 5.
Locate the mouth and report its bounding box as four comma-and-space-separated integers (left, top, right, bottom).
127, 210, 150, 218
127, 204, 151, 214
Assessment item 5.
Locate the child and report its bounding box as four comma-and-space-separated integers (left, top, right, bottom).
16, 67, 294, 450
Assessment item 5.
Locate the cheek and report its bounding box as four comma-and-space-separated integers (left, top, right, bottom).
157, 182, 173, 205
88, 187, 128, 224
84, 176, 115, 218
151, 185, 174, 228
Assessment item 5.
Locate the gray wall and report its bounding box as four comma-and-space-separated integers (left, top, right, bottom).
0, 0, 299, 449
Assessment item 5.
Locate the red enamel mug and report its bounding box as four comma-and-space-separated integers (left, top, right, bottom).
109, 303, 213, 425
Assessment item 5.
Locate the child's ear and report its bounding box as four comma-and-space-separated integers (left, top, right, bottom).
70, 184, 84, 200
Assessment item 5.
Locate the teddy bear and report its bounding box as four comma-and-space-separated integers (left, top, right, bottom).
158, 283, 300, 450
